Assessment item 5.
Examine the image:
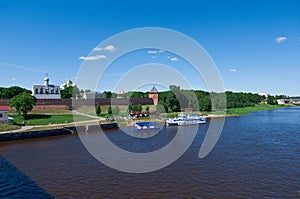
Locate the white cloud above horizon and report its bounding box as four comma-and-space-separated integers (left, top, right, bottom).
11, 77, 16, 81
276, 36, 287, 43
228, 68, 238, 73
147, 49, 165, 54
0, 62, 45, 73
170, 57, 178, 62
93, 45, 115, 52
79, 55, 106, 61
147, 50, 158, 54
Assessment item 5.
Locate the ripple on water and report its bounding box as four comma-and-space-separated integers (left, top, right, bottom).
1, 107, 300, 198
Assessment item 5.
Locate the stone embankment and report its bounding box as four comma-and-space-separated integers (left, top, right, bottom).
0, 123, 119, 142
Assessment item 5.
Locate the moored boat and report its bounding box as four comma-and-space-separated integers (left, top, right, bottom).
134, 122, 160, 131
166, 114, 206, 126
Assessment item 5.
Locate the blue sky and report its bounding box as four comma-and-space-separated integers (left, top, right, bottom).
0, 0, 299, 96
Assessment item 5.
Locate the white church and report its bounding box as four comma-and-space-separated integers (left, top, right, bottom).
32, 76, 61, 99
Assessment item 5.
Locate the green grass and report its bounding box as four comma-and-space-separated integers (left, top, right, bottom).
225, 104, 288, 115
0, 124, 20, 132
156, 104, 288, 117
9, 114, 93, 126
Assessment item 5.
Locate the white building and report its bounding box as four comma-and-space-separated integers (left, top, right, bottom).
32, 76, 61, 99
60, 79, 75, 90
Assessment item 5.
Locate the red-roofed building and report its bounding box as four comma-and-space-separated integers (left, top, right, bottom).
0, 105, 9, 124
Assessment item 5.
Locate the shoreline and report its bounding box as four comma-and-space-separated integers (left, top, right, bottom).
0, 122, 119, 142
0, 104, 292, 142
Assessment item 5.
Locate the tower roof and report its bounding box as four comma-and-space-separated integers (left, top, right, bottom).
149, 86, 158, 94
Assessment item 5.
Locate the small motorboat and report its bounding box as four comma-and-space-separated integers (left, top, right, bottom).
134, 122, 160, 131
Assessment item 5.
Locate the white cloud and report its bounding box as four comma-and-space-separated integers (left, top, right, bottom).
93, 45, 115, 52
147, 49, 165, 54
229, 68, 237, 73
11, 77, 16, 81
79, 55, 106, 61
170, 57, 178, 62
0, 62, 45, 73
276, 36, 287, 43
147, 50, 158, 54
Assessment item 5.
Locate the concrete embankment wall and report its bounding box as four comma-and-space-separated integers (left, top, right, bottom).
0, 123, 119, 142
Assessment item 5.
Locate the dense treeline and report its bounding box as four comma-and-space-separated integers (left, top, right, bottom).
157, 86, 273, 112
225, 91, 264, 108
0, 86, 31, 99
104, 89, 288, 111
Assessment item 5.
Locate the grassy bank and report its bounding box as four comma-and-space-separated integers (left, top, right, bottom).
0, 124, 20, 132
9, 113, 93, 126
226, 104, 288, 115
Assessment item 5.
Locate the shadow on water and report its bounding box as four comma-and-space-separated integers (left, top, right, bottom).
0, 107, 300, 198
0, 156, 53, 199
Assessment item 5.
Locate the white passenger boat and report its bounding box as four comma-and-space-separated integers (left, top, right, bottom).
166, 114, 206, 126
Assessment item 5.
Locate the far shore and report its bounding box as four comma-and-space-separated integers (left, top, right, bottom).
1, 104, 293, 134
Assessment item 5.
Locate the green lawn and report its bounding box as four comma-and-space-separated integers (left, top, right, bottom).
226, 104, 288, 115
158, 104, 288, 118
9, 114, 93, 126
0, 124, 20, 132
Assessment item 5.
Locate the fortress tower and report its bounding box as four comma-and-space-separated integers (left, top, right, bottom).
148, 86, 159, 105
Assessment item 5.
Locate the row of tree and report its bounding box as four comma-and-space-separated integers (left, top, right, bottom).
0, 86, 31, 99
157, 86, 283, 112
95, 104, 120, 116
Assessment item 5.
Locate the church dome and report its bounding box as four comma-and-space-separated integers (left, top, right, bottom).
66, 79, 73, 85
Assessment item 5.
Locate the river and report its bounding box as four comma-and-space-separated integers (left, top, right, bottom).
1, 107, 300, 198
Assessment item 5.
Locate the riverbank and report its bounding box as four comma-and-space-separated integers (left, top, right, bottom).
0, 122, 119, 142
225, 104, 290, 116
0, 104, 291, 141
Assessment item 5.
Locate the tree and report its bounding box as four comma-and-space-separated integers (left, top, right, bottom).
136, 104, 142, 112
61, 86, 80, 99
128, 103, 133, 112
198, 95, 211, 111
104, 91, 112, 98
95, 105, 101, 116
158, 90, 180, 112
156, 103, 167, 114
112, 106, 120, 116
0, 86, 31, 99
108, 105, 112, 115
145, 106, 150, 111
9, 92, 37, 119
267, 95, 277, 105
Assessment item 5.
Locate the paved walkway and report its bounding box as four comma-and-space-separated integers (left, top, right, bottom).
0, 125, 34, 134
73, 111, 101, 119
